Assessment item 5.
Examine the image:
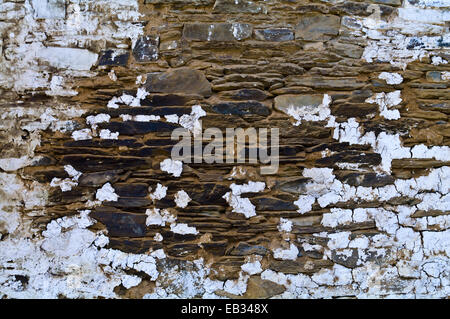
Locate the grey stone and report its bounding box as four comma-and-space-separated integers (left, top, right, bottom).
274, 94, 324, 114
212, 0, 266, 14
426, 71, 444, 82
329, 41, 364, 58
31, 0, 65, 19
145, 68, 212, 97
255, 29, 294, 42
274, 177, 310, 194
183, 23, 252, 42
133, 36, 159, 62
221, 89, 269, 101
78, 170, 123, 187
291, 77, 365, 90
295, 14, 341, 41
331, 249, 359, 268
212, 101, 271, 116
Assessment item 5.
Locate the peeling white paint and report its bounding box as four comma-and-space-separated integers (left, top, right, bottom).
99, 129, 119, 140
272, 243, 299, 261
174, 190, 191, 208
222, 181, 265, 218
378, 72, 403, 85
149, 183, 167, 201
170, 223, 199, 235
96, 183, 118, 202
160, 159, 183, 177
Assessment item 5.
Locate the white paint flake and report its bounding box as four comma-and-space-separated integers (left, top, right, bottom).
366, 91, 402, 120
96, 183, 118, 202
286, 94, 332, 126
145, 208, 176, 227
272, 243, 299, 261
178, 105, 206, 137
170, 223, 199, 235
278, 218, 293, 232
222, 181, 265, 218
241, 259, 263, 275
378, 72, 403, 85
72, 128, 92, 141
174, 190, 191, 208
149, 183, 168, 201
86, 114, 111, 129
99, 129, 119, 140
160, 159, 183, 177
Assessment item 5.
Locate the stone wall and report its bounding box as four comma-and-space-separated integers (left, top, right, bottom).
0, 0, 449, 298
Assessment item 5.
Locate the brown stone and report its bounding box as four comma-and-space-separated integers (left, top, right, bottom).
145, 68, 212, 97
295, 14, 341, 41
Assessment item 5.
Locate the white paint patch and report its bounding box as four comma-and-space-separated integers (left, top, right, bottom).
431, 56, 448, 65
49, 165, 82, 192
150, 249, 166, 259
174, 190, 191, 208
160, 159, 183, 177
37, 47, 98, 71
223, 272, 249, 296
278, 218, 293, 232
378, 72, 403, 85
178, 105, 206, 137
107, 89, 149, 109
145, 208, 176, 227
99, 129, 119, 140
241, 259, 263, 275
170, 223, 199, 235
222, 181, 265, 218
86, 114, 110, 129
165, 114, 179, 124
96, 183, 118, 202
72, 129, 92, 141
121, 275, 142, 289
321, 209, 353, 228
0, 157, 32, 172
149, 183, 168, 201
272, 243, 299, 261
366, 91, 402, 120
108, 70, 117, 82
294, 195, 316, 214
286, 94, 332, 126
134, 115, 160, 122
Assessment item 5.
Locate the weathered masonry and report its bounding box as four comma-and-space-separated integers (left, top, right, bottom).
0, 0, 449, 298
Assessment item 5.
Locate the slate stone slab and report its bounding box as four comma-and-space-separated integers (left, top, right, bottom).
145, 68, 212, 97
213, 101, 271, 116
221, 89, 269, 101
295, 14, 341, 41
212, 0, 266, 13
183, 23, 252, 42
98, 49, 130, 66
255, 29, 294, 42
133, 36, 159, 62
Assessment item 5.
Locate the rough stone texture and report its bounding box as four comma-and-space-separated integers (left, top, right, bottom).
295, 14, 341, 41
255, 29, 295, 42
0, 0, 449, 300
145, 68, 212, 96
183, 23, 253, 41
133, 36, 159, 62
